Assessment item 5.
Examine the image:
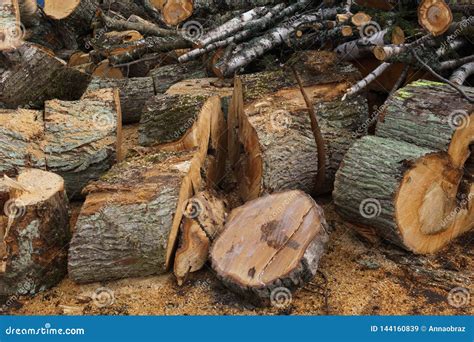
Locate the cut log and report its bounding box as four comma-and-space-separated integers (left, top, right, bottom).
230, 53, 369, 201
174, 190, 227, 285
377, 80, 474, 169
0, 0, 23, 50
68, 148, 205, 283
418, 0, 453, 36
43, 0, 99, 36
161, 0, 193, 26
41, 88, 123, 199
333, 135, 473, 254
91, 60, 124, 79
149, 61, 207, 94
210, 190, 329, 305
0, 169, 70, 302
86, 76, 155, 123
0, 43, 91, 108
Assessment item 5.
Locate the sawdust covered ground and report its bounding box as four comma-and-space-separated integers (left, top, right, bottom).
7, 125, 473, 316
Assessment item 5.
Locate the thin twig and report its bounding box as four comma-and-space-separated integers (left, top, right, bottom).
411, 49, 474, 103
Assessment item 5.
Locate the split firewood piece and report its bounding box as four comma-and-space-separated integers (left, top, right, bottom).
0, 0, 23, 50
0, 169, 70, 301
0, 43, 91, 108
89, 30, 143, 59
174, 190, 227, 286
376, 80, 474, 169
150, 61, 207, 94
139, 90, 227, 188
418, 0, 453, 36
43, 0, 100, 35
230, 54, 368, 201
41, 88, 123, 199
449, 62, 474, 86
68, 52, 92, 67
334, 136, 473, 254
86, 76, 155, 123
68, 149, 205, 283
210, 190, 329, 305
0, 109, 45, 176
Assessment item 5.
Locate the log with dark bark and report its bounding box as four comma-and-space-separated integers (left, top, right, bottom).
229, 52, 368, 201
149, 61, 207, 94
174, 190, 227, 285
0, 43, 91, 108
68, 148, 205, 283
210, 190, 329, 305
0, 169, 70, 302
43, 0, 99, 36
86, 76, 155, 123
333, 135, 473, 254
42, 88, 123, 199
377, 80, 474, 169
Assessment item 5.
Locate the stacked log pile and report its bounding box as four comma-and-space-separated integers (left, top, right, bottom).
0, 0, 472, 307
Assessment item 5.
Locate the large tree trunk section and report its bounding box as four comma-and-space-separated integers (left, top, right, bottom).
210, 190, 329, 305
41, 88, 123, 199
0, 0, 23, 50
43, 0, 99, 36
149, 61, 207, 94
377, 80, 474, 169
68, 148, 205, 283
334, 136, 473, 254
86, 76, 155, 124
230, 56, 368, 201
0, 43, 91, 108
0, 169, 70, 302
174, 190, 227, 285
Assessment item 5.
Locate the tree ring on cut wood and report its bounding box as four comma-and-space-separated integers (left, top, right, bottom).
43, 0, 82, 19
418, 0, 453, 36
210, 190, 329, 304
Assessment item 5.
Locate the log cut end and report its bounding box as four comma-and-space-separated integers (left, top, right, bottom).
210, 190, 329, 304
43, 0, 82, 20
418, 0, 453, 36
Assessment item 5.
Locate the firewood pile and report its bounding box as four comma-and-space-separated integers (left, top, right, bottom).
0, 0, 472, 307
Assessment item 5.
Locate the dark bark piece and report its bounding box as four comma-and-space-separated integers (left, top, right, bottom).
0, 43, 91, 108
68, 149, 204, 283
333, 135, 473, 254
230, 55, 368, 201
86, 76, 155, 123
149, 61, 207, 94
174, 190, 227, 285
0, 169, 70, 302
377, 80, 474, 169
210, 190, 329, 305
43, 0, 100, 36
41, 88, 123, 199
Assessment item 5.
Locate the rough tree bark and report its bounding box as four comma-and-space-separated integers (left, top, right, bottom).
229, 52, 368, 201
0, 169, 70, 302
210, 190, 329, 305
0, 43, 91, 108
